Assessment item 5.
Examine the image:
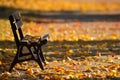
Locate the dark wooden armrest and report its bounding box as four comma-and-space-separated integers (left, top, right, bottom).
41, 34, 49, 41
19, 39, 29, 45
40, 34, 49, 45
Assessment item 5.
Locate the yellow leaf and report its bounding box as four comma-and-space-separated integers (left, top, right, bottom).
109, 70, 117, 77
15, 63, 21, 68
62, 59, 66, 63
100, 66, 109, 72
66, 74, 74, 79
68, 49, 74, 54
76, 73, 84, 78
96, 73, 104, 77
53, 60, 58, 63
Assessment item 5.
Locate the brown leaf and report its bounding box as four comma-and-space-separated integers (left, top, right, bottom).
85, 68, 93, 72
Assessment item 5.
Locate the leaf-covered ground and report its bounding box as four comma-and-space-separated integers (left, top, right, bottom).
0, 19, 120, 80
0, 0, 120, 80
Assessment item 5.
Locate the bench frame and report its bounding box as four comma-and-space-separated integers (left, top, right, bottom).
9, 11, 48, 72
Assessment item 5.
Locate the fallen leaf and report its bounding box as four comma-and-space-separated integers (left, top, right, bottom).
96, 52, 101, 57
44, 75, 50, 80
67, 56, 72, 61
109, 70, 117, 77
85, 68, 93, 72
27, 68, 33, 74
68, 49, 74, 54
0, 61, 2, 65
117, 67, 120, 71
54, 66, 61, 72
66, 74, 75, 79
111, 53, 117, 57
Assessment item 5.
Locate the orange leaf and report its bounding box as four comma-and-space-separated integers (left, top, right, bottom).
54, 66, 61, 72
27, 68, 33, 74
0, 61, 2, 65
44, 75, 50, 80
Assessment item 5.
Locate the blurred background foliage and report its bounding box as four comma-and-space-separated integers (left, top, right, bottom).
0, 0, 120, 13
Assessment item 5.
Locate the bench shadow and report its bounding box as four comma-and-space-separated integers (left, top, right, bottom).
0, 39, 119, 58
45, 40, 120, 58
0, 6, 120, 22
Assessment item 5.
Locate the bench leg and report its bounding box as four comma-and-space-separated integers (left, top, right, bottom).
9, 46, 23, 72
9, 46, 45, 72
28, 46, 44, 70
34, 46, 45, 63
39, 48, 46, 63
9, 51, 19, 72
37, 52, 44, 70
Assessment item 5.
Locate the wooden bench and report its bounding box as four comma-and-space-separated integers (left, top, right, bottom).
9, 11, 49, 72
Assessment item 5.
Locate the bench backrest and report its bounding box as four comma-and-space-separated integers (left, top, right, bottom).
9, 12, 24, 48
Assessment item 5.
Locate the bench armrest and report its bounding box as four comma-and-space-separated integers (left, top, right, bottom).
40, 34, 49, 45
